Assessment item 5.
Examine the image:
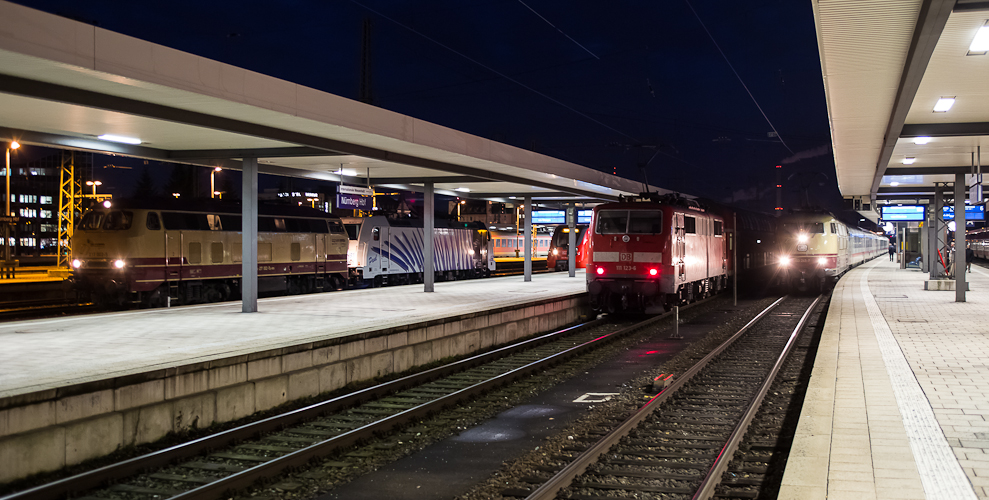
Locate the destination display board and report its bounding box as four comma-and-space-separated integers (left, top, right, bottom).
531, 210, 592, 224
880, 205, 925, 222
942, 204, 986, 221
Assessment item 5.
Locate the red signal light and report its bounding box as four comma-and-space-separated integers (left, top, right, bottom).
596, 266, 605, 275
648, 268, 658, 276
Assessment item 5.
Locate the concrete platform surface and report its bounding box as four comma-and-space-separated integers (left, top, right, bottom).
0, 271, 585, 399
780, 258, 989, 500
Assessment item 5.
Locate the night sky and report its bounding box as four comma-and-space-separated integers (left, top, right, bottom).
11, 0, 839, 213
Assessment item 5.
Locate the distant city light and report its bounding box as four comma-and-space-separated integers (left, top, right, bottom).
933, 97, 955, 112
98, 134, 142, 145
913, 136, 931, 145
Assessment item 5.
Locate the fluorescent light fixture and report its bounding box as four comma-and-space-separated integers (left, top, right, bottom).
971, 23, 989, 52
455, 187, 470, 192
98, 134, 141, 145
890, 181, 900, 186
933, 97, 955, 112
902, 157, 916, 164
334, 168, 357, 177
913, 137, 931, 145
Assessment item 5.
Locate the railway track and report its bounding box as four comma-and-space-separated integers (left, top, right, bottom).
520, 295, 823, 500
2, 298, 719, 500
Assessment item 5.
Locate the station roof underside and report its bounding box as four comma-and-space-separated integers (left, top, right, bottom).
0, 1, 660, 205
815, 0, 989, 216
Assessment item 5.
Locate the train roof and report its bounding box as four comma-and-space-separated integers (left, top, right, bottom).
341, 215, 485, 230
89, 199, 340, 219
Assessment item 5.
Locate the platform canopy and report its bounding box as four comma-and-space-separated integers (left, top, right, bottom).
0, 1, 662, 205
814, 0, 989, 220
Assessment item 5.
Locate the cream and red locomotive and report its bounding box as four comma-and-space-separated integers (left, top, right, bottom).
586, 194, 727, 312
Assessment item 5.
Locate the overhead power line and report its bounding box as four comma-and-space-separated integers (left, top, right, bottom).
683, 0, 794, 155
516, 0, 600, 60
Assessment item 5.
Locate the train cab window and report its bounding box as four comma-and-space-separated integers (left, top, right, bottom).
372, 227, 380, 241
684, 216, 696, 234
207, 214, 222, 231
103, 211, 133, 230
326, 220, 344, 234
783, 222, 824, 234
628, 211, 662, 234
79, 211, 103, 230
345, 224, 360, 240
146, 212, 161, 231
274, 218, 287, 232
596, 210, 629, 234
714, 220, 724, 236
223, 215, 242, 232
830, 223, 837, 234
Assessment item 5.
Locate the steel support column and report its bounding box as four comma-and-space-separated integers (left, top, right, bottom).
567, 202, 576, 278
524, 196, 532, 282
955, 174, 966, 301
242, 156, 258, 313
424, 182, 434, 292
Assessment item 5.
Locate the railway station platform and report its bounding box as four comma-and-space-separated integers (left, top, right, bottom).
780, 258, 989, 499
0, 271, 587, 483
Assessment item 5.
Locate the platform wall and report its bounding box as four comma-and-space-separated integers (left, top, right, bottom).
0, 294, 588, 484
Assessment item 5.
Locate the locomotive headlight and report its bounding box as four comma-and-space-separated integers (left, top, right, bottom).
797, 234, 809, 243
71, 259, 82, 269
552, 248, 558, 255
780, 256, 791, 266
468, 249, 475, 256
817, 257, 827, 266
113, 259, 125, 269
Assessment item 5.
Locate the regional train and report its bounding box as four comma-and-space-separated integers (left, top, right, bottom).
71, 201, 350, 307
546, 225, 587, 271
489, 229, 551, 259
777, 211, 887, 292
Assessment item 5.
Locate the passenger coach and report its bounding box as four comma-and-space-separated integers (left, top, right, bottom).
586, 194, 727, 312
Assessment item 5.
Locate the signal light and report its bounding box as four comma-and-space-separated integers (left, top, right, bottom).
648, 268, 658, 276
596, 266, 605, 275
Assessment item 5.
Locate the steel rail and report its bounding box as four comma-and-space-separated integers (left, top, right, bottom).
159, 302, 691, 500
692, 294, 823, 500
4, 294, 713, 500
1, 317, 600, 500
524, 295, 789, 500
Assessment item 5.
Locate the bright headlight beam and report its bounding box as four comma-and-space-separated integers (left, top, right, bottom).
98, 134, 142, 145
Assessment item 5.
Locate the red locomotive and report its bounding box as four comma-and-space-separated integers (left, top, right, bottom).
586, 194, 728, 312
546, 224, 587, 271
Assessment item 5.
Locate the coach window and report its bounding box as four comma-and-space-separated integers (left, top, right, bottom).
372, 227, 380, 241
684, 216, 696, 234
146, 212, 161, 231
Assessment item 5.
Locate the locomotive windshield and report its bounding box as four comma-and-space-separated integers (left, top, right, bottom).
552, 227, 583, 247
345, 224, 360, 240
782, 222, 825, 234
79, 210, 133, 230
596, 210, 662, 234
79, 211, 103, 230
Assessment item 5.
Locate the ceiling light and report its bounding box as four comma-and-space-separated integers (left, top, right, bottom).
902, 157, 916, 164
913, 137, 931, 145
971, 23, 989, 52
455, 187, 470, 192
98, 134, 141, 145
890, 181, 900, 186
933, 97, 955, 113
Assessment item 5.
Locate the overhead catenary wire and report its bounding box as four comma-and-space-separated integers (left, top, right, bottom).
683, 0, 794, 155
516, 0, 600, 60
349, 0, 638, 143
